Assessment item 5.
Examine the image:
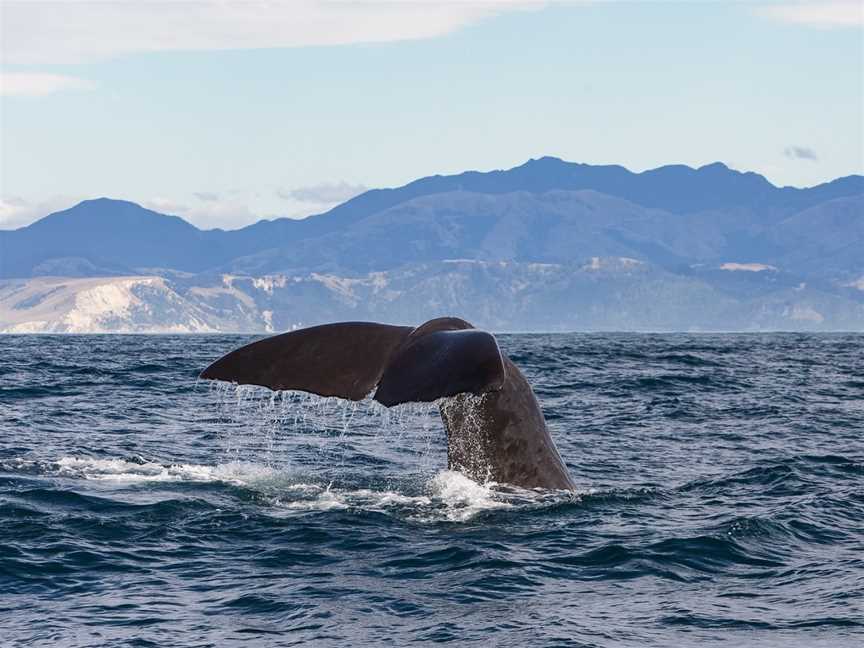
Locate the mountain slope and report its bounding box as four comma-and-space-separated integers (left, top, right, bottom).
768, 195, 864, 277
282, 157, 863, 234
226, 190, 687, 275
0, 276, 219, 333
5, 260, 863, 333
2, 159, 862, 280
0, 199, 232, 277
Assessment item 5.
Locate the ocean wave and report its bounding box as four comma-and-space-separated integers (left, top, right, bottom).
2, 456, 581, 524
3, 333, 863, 646
680, 454, 864, 496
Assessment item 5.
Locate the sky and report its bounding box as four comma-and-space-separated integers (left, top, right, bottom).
1, 0, 862, 230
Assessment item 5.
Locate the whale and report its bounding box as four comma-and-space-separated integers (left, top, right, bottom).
200, 317, 576, 491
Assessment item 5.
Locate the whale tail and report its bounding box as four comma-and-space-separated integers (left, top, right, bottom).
200, 319, 506, 406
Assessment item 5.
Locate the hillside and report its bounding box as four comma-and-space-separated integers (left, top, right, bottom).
1, 158, 862, 332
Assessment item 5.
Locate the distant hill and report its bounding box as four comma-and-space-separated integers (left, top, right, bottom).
3, 157, 862, 279
1, 158, 862, 331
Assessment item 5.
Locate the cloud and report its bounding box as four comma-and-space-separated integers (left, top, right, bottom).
783, 145, 819, 161
194, 192, 220, 202
188, 202, 263, 230
0, 196, 34, 229
279, 181, 368, 205
0, 195, 286, 230
757, 1, 863, 28
143, 198, 191, 214
0, 72, 96, 96
0, 195, 85, 229
143, 197, 260, 230
7, 2, 856, 69
1, 1, 541, 66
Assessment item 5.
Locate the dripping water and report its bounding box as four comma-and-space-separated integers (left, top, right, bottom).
206, 381, 445, 473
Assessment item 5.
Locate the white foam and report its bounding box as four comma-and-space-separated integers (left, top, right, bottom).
50, 456, 276, 485
269, 471, 558, 522
11, 455, 579, 523
425, 470, 513, 521
264, 474, 503, 521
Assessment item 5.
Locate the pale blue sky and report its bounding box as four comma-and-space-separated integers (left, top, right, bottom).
1, 1, 862, 229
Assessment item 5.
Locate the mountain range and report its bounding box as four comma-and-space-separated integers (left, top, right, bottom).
1, 157, 862, 332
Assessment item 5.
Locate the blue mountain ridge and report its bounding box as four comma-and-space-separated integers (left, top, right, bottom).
0, 157, 861, 280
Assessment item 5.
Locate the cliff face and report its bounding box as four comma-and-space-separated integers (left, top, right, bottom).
4, 259, 862, 333
0, 277, 218, 333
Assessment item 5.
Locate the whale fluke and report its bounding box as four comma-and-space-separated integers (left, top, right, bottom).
374, 329, 505, 406
201, 322, 413, 400
200, 319, 506, 406
201, 317, 575, 490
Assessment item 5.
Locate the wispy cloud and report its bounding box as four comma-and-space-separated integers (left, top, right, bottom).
144, 197, 262, 230
0, 195, 85, 229
783, 145, 819, 161
279, 181, 368, 205
757, 1, 863, 28
1, 1, 541, 66
194, 192, 220, 202
0, 196, 36, 229
143, 198, 191, 215
0, 72, 96, 97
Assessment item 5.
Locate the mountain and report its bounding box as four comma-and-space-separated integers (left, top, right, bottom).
3, 158, 863, 279
0, 199, 224, 277
1, 158, 862, 331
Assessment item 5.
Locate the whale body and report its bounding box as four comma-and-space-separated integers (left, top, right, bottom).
200, 317, 575, 490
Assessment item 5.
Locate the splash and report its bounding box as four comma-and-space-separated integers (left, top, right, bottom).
425, 470, 513, 522
206, 381, 444, 471
5, 455, 578, 523
50, 456, 276, 485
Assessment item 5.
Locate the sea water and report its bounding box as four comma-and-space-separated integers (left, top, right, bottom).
1, 333, 862, 646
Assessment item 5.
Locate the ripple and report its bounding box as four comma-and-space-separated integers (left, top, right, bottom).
1, 333, 862, 647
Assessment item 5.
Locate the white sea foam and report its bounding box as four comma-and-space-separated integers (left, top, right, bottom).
426, 470, 513, 521
264, 470, 515, 522
52, 456, 275, 484
11, 455, 579, 523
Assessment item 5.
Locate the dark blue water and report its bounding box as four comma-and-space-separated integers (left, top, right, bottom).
1, 334, 862, 647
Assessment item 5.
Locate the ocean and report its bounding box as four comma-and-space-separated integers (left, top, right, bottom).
1, 333, 862, 647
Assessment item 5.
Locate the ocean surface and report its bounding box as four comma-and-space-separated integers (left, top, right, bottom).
1, 333, 862, 647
